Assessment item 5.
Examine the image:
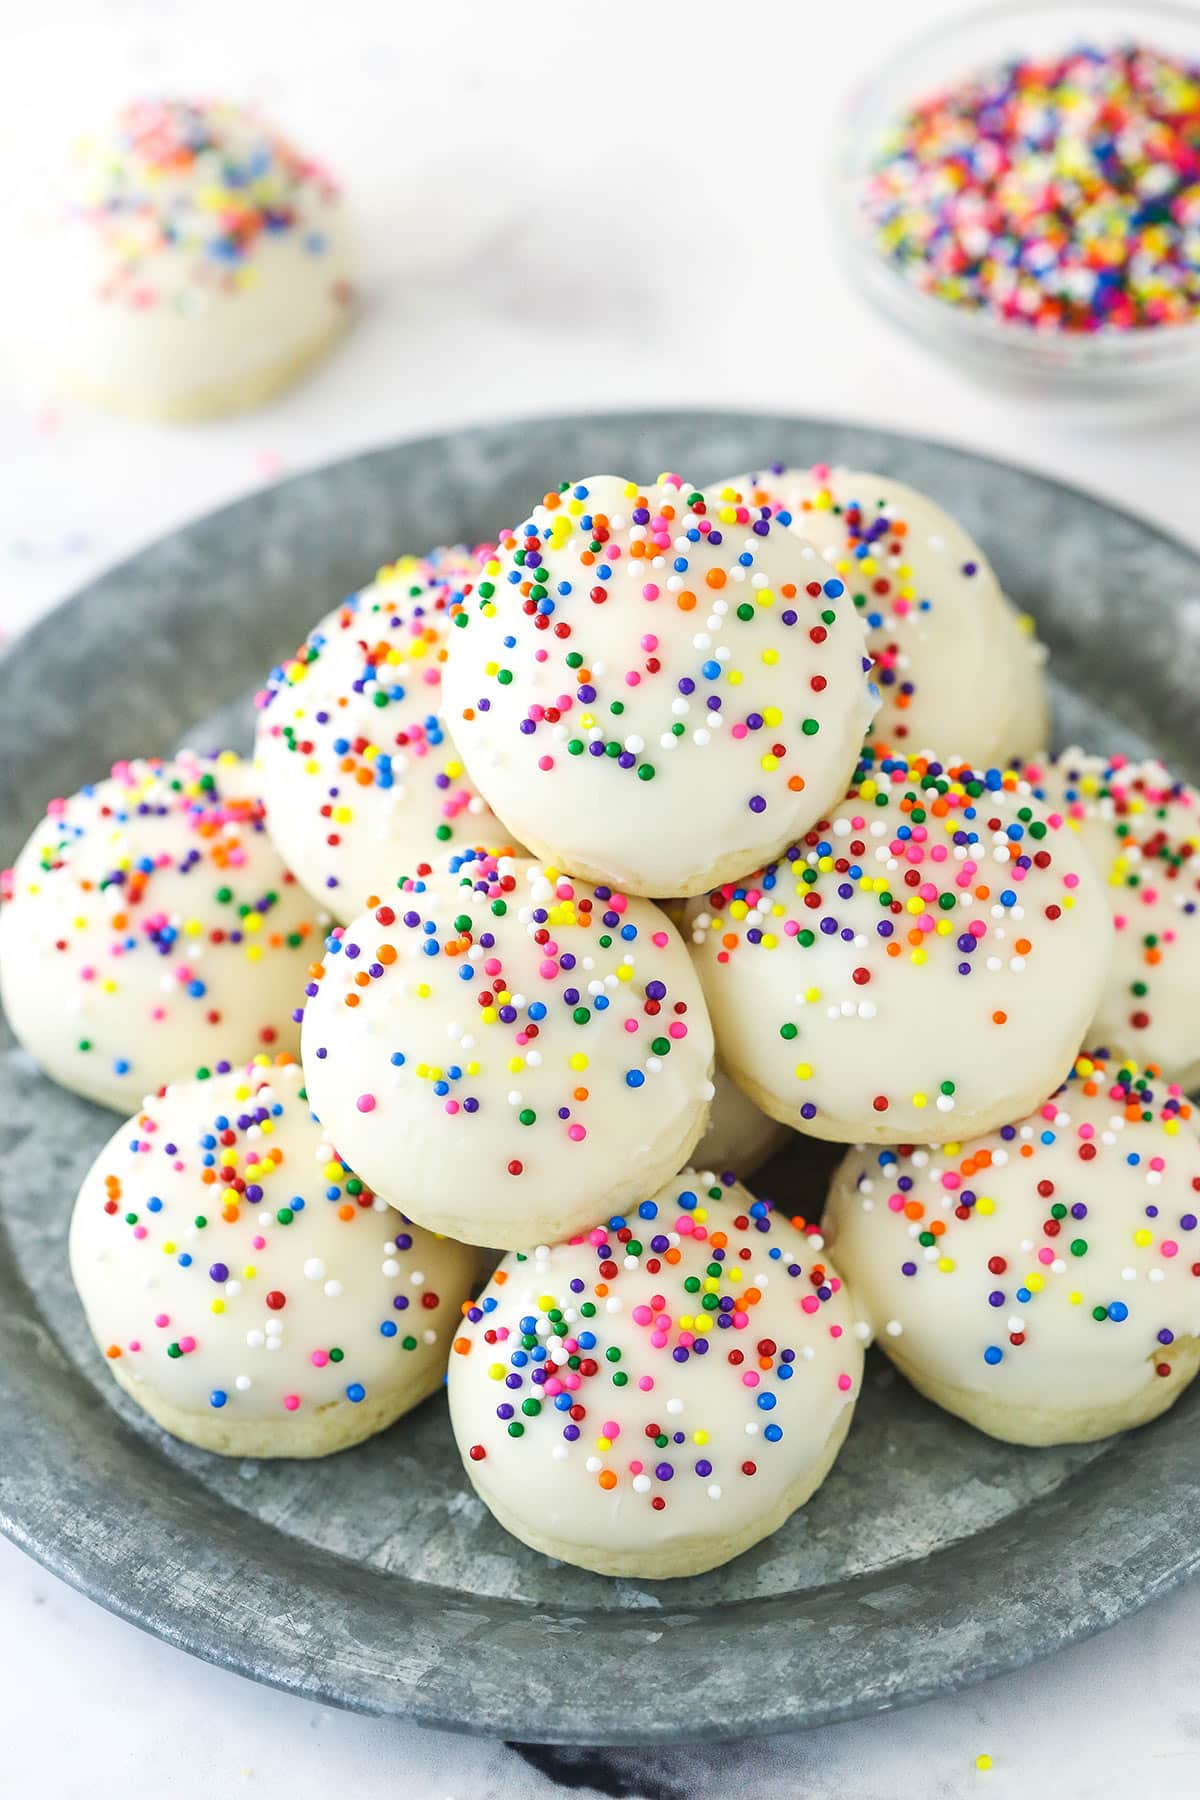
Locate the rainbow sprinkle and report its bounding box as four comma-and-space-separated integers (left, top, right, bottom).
453, 1173, 861, 1518
76, 1056, 471, 1419
67, 97, 349, 310
834, 1053, 1200, 1376
861, 43, 1200, 333
255, 546, 508, 915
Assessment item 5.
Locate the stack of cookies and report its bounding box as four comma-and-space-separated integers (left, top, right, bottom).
4, 467, 1199, 1581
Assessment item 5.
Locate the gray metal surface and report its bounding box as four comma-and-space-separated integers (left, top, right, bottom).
1, 411, 1198, 1746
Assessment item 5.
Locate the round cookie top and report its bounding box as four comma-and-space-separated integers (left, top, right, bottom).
713, 465, 1037, 764
686, 750, 1112, 1144
70, 1056, 477, 1427
300, 848, 715, 1249
824, 1053, 1200, 1411
22, 97, 351, 414
448, 1170, 863, 1574
440, 474, 877, 896
0, 752, 320, 1111
254, 546, 516, 924
1027, 749, 1200, 1089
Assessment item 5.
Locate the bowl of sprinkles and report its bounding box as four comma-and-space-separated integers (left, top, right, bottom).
838, 0, 1200, 394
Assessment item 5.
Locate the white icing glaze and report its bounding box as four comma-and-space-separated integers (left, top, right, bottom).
695, 1064, 789, 1178
254, 546, 517, 924
448, 1169, 862, 1576
0, 753, 323, 1112
685, 751, 1112, 1144
823, 1054, 1200, 1431
1029, 748, 1200, 1089
440, 474, 877, 897
300, 850, 715, 1249
713, 466, 1048, 765
17, 99, 352, 421
69, 1058, 477, 1448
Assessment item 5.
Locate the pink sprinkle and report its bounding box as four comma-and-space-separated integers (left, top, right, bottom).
602, 1420, 620, 1438
801, 1294, 819, 1314
133, 1225, 147, 1239
641, 634, 658, 651
1162, 1241, 1179, 1258
311, 1350, 329, 1367
638, 1375, 654, 1391
537, 755, 554, 771
356, 1094, 376, 1113
837, 1373, 853, 1392
179, 1336, 196, 1354
1038, 1247, 1055, 1265
632, 1305, 653, 1326
741, 1370, 759, 1388
1064, 872, 1080, 889
283, 1395, 300, 1411
567, 1123, 586, 1141
651, 930, 669, 947
154, 1313, 170, 1329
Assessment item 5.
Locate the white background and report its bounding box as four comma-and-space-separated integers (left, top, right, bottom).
1, 1, 1199, 1794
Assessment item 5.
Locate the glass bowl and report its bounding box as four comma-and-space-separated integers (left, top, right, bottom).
833, 0, 1200, 402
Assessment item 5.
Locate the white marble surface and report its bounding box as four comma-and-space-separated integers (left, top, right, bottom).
1, 0, 1199, 1793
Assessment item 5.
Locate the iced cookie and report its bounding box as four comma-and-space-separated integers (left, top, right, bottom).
70, 1056, 477, 1455
440, 474, 877, 897
448, 1170, 863, 1577
713, 467, 1048, 765
696, 1065, 789, 1178
686, 750, 1111, 1145
301, 848, 715, 1248
0, 753, 320, 1111
1028, 749, 1200, 1090
17, 98, 352, 421
255, 546, 517, 923
823, 1053, 1200, 1445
